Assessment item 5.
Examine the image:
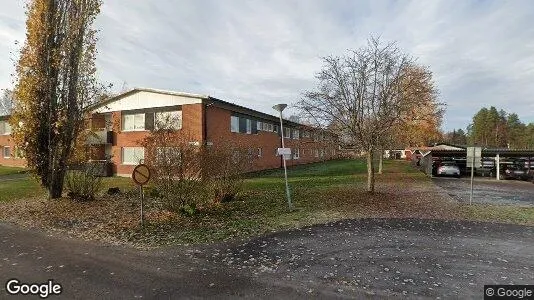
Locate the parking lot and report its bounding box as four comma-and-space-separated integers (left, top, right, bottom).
432, 177, 534, 206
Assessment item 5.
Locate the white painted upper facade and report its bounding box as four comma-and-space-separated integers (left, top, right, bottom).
93, 89, 207, 113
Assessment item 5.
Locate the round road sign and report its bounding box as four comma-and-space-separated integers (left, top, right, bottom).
132, 164, 151, 186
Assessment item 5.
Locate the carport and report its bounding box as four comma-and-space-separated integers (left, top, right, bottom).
420, 148, 534, 179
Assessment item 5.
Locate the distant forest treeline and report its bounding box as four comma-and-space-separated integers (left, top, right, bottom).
444, 106, 534, 149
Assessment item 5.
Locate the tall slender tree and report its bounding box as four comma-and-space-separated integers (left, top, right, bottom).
11, 0, 102, 198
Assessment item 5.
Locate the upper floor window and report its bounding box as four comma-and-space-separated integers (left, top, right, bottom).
0, 121, 11, 135
122, 113, 145, 131
293, 129, 300, 139
284, 127, 290, 138
230, 116, 239, 133
246, 119, 252, 134
155, 111, 182, 130
262, 122, 274, 132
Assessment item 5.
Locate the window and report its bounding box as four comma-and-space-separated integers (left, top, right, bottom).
246, 119, 252, 134
315, 149, 319, 157
257, 121, 263, 131
155, 147, 181, 166
3, 146, 11, 158
155, 111, 182, 130
284, 127, 290, 138
0, 121, 11, 135
293, 148, 300, 160
302, 131, 310, 138
121, 147, 144, 165
14, 147, 24, 159
264, 123, 274, 132
122, 113, 145, 131
293, 129, 299, 140
230, 116, 239, 133
320, 149, 324, 157
258, 147, 262, 158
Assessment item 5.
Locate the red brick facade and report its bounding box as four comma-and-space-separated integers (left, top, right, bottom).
0, 132, 26, 168
0, 89, 339, 175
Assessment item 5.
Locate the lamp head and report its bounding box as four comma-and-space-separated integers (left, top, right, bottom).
272, 104, 287, 112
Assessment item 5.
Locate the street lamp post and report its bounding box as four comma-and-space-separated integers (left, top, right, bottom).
273, 104, 293, 211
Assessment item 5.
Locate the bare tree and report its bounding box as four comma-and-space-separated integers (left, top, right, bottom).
298, 36, 427, 193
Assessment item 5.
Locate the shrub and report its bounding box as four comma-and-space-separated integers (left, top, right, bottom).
141, 126, 254, 214
201, 143, 252, 203
65, 164, 103, 201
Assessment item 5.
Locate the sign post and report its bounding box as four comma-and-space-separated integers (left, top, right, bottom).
273, 103, 293, 212
466, 147, 482, 205
132, 164, 151, 227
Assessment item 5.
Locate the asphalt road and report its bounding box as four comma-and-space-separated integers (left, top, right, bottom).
1, 219, 533, 299
432, 177, 534, 206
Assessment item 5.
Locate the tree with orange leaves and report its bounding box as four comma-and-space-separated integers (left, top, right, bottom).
10, 0, 102, 199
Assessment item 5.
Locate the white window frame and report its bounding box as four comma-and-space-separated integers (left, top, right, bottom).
230, 116, 239, 133
246, 119, 252, 134
0, 121, 11, 135
257, 121, 263, 131
13, 146, 24, 159
121, 147, 145, 165
155, 147, 181, 166
122, 113, 145, 131
155, 111, 182, 130
320, 149, 325, 157
284, 127, 290, 138
315, 149, 319, 158
293, 129, 299, 140
293, 148, 300, 160
3, 146, 11, 159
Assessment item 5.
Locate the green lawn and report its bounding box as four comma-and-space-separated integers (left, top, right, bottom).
0, 174, 136, 203
0, 177, 44, 202
1, 159, 533, 248
0, 165, 27, 176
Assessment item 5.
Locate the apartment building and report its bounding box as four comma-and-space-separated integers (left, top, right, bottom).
0, 88, 340, 176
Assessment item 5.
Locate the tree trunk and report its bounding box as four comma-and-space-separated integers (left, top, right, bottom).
378, 148, 383, 175
366, 150, 375, 193
49, 168, 66, 199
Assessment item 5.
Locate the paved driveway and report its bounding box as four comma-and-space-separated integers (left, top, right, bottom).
432, 177, 534, 206
1, 218, 533, 299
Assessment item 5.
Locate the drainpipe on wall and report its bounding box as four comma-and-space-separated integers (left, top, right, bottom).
203, 100, 214, 146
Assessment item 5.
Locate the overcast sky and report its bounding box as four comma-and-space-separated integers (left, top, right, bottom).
1, 0, 533, 131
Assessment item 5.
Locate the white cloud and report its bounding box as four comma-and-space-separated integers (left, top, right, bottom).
1, 0, 533, 131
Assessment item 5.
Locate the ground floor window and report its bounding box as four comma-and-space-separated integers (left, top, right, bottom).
3, 146, 10, 158
293, 148, 300, 160
13, 147, 24, 159
122, 147, 144, 165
